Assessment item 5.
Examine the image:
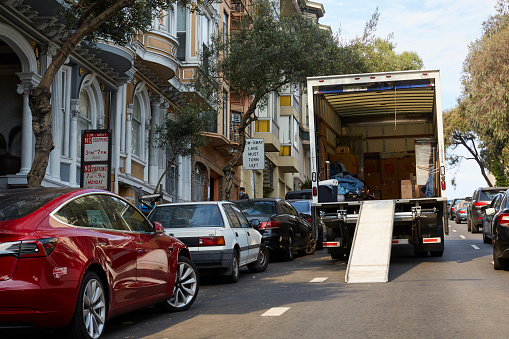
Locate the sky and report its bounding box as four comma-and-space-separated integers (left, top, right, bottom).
319, 0, 499, 200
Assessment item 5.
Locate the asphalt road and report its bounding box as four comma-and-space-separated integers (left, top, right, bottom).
4, 219, 509, 338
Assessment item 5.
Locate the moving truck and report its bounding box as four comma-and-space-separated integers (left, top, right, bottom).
307, 69, 447, 283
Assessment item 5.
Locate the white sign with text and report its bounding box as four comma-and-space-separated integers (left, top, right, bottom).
243, 138, 265, 170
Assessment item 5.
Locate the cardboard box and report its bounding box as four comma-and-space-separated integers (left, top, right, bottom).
382, 181, 399, 199
364, 172, 381, 188
364, 159, 379, 173
398, 156, 414, 180
329, 153, 358, 174
414, 185, 426, 198
400, 179, 413, 199
380, 158, 399, 181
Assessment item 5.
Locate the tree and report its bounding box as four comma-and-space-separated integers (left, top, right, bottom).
152, 100, 214, 194
349, 10, 423, 72
451, 0, 509, 186
197, 0, 347, 200
443, 103, 493, 187
27, 0, 215, 187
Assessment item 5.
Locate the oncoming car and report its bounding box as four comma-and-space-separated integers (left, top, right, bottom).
148, 201, 269, 283
0, 188, 199, 339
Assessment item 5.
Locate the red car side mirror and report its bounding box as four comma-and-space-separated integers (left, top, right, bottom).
154, 221, 164, 234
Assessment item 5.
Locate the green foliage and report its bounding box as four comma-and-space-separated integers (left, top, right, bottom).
456, 0, 509, 185
301, 179, 312, 190
153, 100, 213, 161
349, 9, 423, 72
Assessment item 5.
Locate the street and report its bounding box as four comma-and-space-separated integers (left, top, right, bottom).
4, 219, 509, 339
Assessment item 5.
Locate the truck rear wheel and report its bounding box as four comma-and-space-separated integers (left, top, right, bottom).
414, 249, 428, 257
430, 251, 443, 257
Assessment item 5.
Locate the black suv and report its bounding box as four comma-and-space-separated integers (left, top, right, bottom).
468, 187, 509, 233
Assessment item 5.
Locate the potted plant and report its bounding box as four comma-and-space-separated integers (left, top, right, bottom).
0, 125, 22, 175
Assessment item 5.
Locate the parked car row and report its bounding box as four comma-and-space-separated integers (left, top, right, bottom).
452, 186, 509, 271
0, 189, 318, 337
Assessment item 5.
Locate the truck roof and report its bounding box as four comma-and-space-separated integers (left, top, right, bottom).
307, 69, 440, 125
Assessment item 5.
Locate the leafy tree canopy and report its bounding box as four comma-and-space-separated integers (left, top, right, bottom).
453, 0, 509, 186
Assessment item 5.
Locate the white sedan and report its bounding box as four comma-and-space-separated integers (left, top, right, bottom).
148, 201, 268, 283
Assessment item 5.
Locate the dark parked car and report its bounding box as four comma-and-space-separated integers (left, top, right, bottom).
233, 198, 314, 260
468, 187, 509, 233
483, 189, 509, 269
288, 199, 325, 250
454, 200, 469, 224
285, 189, 312, 200
481, 192, 506, 244
0, 188, 198, 338
449, 198, 465, 220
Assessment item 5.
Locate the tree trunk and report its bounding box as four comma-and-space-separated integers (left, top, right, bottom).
222, 96, 260, 200
27, 87, 54, 187
25, 0, 137, 187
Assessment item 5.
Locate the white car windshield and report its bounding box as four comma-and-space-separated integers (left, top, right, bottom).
149, 205, 224, 228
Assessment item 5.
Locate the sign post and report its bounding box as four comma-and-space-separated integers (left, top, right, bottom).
243, 138, 265, 198
81, 129, 112, 191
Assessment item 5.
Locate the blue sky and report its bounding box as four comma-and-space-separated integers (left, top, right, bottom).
319, 0, 499, 199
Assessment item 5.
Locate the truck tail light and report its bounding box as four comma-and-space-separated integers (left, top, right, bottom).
313, 187, 317, 196
498, 214, 509, 227
199, 236, 225, 246
259, 221, 281, 230
451, 207, 455, 212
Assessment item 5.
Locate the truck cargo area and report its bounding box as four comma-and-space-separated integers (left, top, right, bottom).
307, 70, 447, 283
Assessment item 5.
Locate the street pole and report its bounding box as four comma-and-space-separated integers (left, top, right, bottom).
253, 170, 256, 198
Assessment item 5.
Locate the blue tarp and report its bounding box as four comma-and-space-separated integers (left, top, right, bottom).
331, 174, 364, 195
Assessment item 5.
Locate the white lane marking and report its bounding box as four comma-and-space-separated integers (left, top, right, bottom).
460, 235, 466, 239
261, 307, 290, 317
310, 277, 328, 283
452, 230, 457, 233
471, 245, 480, 250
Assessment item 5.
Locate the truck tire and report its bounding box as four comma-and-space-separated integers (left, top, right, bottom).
414, 249, 428, 257
430, 251, 443, 257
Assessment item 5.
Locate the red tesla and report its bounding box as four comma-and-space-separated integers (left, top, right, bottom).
0, 188, 199, 338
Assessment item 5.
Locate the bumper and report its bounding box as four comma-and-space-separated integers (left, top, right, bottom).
190, 249, 234, 270
456, 215, 467, 221
0, 279, 77, 328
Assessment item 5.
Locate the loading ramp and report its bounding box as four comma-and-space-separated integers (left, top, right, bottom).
345, 200, 395, 283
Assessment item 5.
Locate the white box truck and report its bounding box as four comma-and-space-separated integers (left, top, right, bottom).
307, 69, 447, 283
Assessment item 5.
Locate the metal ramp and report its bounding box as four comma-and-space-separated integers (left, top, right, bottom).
345, 200, 395, 283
